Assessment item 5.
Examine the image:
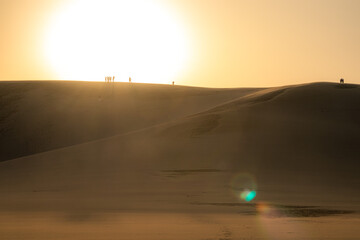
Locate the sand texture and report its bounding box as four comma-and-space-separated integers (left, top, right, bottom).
0, 81, 359, 239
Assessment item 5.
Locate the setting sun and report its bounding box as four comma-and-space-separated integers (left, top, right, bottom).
44, 0, 190, 84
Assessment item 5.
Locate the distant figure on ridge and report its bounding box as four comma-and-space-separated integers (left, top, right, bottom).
340, 78, 344, 84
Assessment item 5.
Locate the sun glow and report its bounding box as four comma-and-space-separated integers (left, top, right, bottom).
44, 0, 190, 84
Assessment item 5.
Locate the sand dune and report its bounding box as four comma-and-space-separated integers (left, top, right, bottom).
160, 82, 360, 175
0, 81, 258, 162
0, 81, 359, 239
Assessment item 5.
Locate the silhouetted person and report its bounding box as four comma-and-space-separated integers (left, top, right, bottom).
129, 77, 131, 83
340, 78, 344, 84
172, 81, 175, 85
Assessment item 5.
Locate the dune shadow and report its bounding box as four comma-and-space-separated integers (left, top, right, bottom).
161, 169, 224, 177
262, 208, 355, 218
192, 202, 355, 218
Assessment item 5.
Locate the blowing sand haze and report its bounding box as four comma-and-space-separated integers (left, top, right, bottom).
0, 81, 359, 239
1, 0, 360, 239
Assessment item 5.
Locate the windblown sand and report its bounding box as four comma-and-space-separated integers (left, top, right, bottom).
0, 81, 359, 239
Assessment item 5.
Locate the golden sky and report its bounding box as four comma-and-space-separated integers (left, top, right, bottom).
0, 0, 359, 87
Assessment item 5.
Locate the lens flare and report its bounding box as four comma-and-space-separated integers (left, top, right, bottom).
255, 202, 302, 239
256, 202, 273, 216
241, 190, 257, 202
230, 173, 257, 202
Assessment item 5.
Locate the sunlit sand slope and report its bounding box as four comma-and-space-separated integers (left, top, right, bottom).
0, 82, 359, 239
0, 81, 258, 161
1, 82, 359, 207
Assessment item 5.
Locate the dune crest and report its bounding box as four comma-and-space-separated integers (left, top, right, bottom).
0, 81, 259, 162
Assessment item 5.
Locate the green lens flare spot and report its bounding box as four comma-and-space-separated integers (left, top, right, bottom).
240, 190, 257, 202
245, 190, 256, 202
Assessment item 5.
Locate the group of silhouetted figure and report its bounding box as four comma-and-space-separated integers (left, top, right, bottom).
105, 76, 133, 83
105, 76, 115, 83
104, 76, 176, 85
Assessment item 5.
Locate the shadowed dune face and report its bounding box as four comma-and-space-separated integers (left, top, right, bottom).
159, 83, 360, 173
0, 81, 259, 162
0, 82, 359, 239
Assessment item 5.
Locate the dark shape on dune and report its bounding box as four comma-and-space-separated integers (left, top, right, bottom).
192, 202, 355, 218
340, 78, 344, 84
172, 81, 175, 85
129, 77, 131, 83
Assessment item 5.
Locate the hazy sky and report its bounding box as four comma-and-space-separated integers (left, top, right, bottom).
0, 0, 359, 87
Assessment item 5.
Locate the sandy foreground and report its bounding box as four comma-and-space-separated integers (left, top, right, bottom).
0, 212, 359, 240
0, 81, 359, 239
